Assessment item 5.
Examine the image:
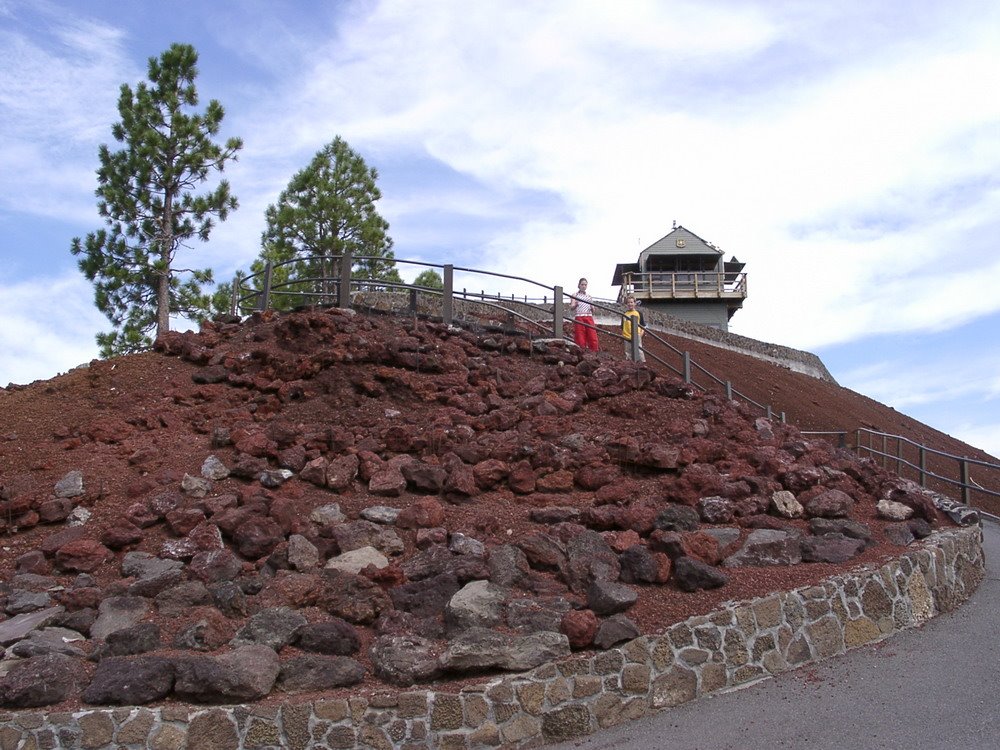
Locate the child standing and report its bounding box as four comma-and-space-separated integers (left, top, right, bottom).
621, 295, 645, 362
569, 278, 600, 351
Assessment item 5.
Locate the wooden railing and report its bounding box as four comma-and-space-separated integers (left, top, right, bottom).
619, 271, 747, 302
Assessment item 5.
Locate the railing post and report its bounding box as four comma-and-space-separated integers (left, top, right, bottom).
229, 272, 241, 316
855, 429, 862, 457
553, 285, 564, 339
442, 265, 454, 325
919, 446, 927, 487
725, 381, 733, 401
960, 458, 971, 505
630, 328, 640, 361
780, 411, 786, 424
766, 405, 773, 420
896, 438, 904, 478
338, 251, 352, 309
409, 288, 417, 313
258, 262, 273, 311
838, 432, 847, 450
683, 352, 691, 384
881, 434, 888, 469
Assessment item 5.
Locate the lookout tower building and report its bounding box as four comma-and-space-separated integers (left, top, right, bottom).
611, 225, 747, 331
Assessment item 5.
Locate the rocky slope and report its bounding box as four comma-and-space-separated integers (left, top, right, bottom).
0, 306, 959, 710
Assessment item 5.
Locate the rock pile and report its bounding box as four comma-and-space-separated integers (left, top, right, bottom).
0, 307, 949, 709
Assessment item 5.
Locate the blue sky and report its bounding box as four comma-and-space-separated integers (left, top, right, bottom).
1, 0, 998, 457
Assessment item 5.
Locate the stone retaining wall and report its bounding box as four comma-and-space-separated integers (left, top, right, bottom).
0, 526, 983, 750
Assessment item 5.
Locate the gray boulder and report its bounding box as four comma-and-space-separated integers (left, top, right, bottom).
801, 533, 866, 563
276, 655, 364, 692
562, 530, 620, 594
439, 628, 570, 673
91, 596, 150, 641
231, 607, 307, 651
586, 580, 637, 615
9, 627, 87, 658
173, 645, 280, 702
445, 580, 507, 632
723, 529, 803, 567
370, 635, 442, 686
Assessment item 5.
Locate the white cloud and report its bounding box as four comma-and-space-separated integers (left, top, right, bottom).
0, 4, 137, 220
0, 273, 104, 385
220, 0, 1000, 357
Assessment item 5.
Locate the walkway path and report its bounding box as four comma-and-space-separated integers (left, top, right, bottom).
549, 519, 999, 750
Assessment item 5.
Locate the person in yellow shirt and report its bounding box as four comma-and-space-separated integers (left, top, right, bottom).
621, 295, 645, 362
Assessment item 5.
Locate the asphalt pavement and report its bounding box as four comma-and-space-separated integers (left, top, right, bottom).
549, 519, 1000, 750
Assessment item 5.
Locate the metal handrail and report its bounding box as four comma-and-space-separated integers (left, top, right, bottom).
801, 428, 1000, 511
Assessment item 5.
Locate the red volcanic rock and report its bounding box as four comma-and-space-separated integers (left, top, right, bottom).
233, 431, 278, 459
574, 463, 617, 490
604, 529, 642, 553
561, 608, 598, 649
55, 539, 112, 572
536, 469, 574, 493
233, 517, 285, 560
327, 455, 360, 492
443, 464, 478, 502
507, 460, 536, 494
166, 508, 207, 537
397, 498, 446, 529
473, 459, 509, 490
100, 521, 144, 550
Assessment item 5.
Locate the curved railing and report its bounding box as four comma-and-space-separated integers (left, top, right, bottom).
231, 255, 781, 420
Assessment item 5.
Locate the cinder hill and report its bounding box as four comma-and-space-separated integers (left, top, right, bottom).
0, 306, 978, 710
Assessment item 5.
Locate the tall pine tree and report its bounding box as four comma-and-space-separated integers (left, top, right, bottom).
257, 136, 398, 308
71, 43, 242, 356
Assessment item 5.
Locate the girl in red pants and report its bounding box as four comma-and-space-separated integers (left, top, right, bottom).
570, 278, 599, 351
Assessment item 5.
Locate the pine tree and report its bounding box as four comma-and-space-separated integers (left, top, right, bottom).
71, 43, 242, 356
258, 136, 398, 308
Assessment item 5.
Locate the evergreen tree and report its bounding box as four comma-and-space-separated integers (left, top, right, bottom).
71, 43, 242, 356
413, 269, 444, 289
259, 136, 398, 308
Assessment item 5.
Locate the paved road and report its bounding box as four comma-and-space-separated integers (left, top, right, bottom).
550, 519, 1000, 750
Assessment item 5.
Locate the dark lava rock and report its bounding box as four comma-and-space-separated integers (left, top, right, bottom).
390, 572, 462, 619
295, 618, 360, 655
586, 580, 638, 615
673, 556, 729, 592
653, 504, 701, 532
82, 656, 174, 705
593, 614, 641, 649
561, 530, 620, 594
0, 653, 87, 708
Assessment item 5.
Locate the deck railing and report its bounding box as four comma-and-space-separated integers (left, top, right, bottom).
619, 271, 748, 302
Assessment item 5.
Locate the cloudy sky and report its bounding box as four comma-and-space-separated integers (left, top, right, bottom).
1, 0, 998, 457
